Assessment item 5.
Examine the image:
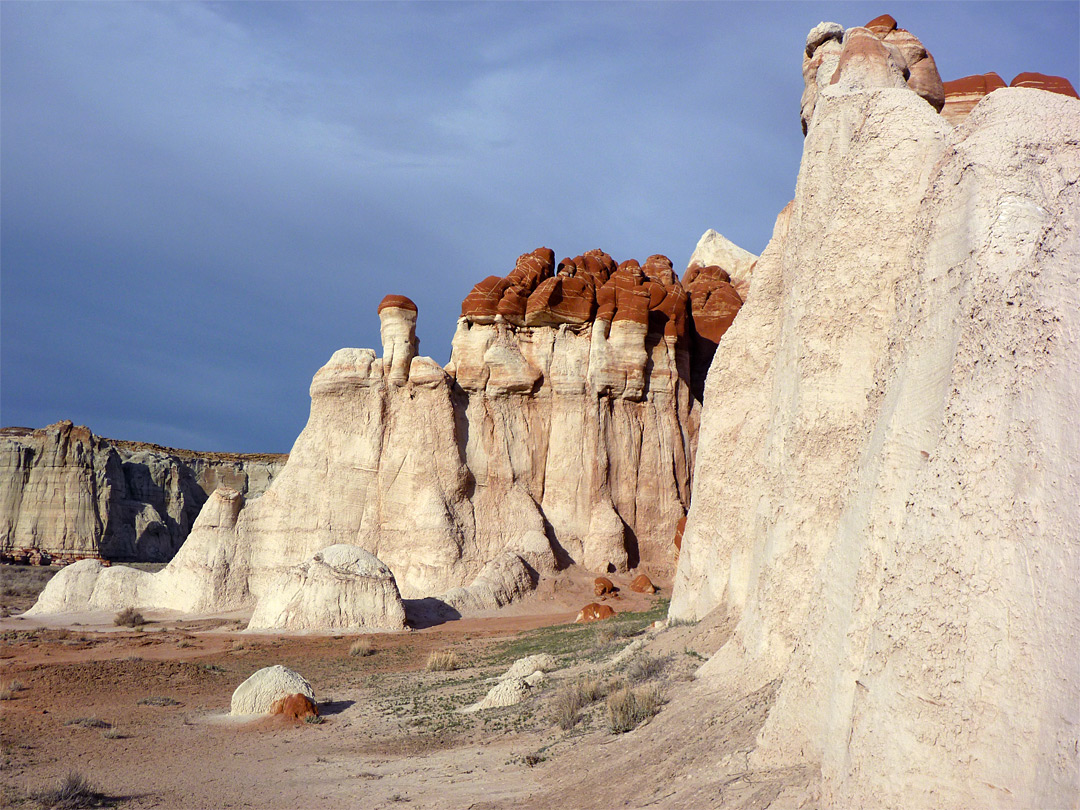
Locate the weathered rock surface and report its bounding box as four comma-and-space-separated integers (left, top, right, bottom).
940, 71, 1007, 124
1009, 71, 1079, 96
575, 603, 615, 623
462, 676, 532, 713
497, 654, 557, 682
629, 574, 656, 594
802, 16, 944, 134
247, 544, 407, 632
0, 422, 284, 564
593, 577, 616, 598
673, 22, 1080, 808
269, 693, 319, 721
230, 665, 316, 716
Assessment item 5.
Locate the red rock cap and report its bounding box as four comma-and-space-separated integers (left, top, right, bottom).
1009, 72, 1079, 98
378, 294, 418, 314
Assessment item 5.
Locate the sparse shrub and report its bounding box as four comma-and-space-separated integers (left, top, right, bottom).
349, 639, 374, 657
592, 625, 617, 648
522, 751, 545, 767
113, 608, 144, 628
137, 696, 180, 707
304, 714, 324, 725
0, 679, 25, 700
668, 615, 698, 628
625, 653, 666, 683
684, 647, 706, 661
606, 683, 664, 733
176, 639, 192, 648
550, 677, 605, 730
425, 649, 459, 672
31, 770, 108, 809
101, 729, 127, 740
64, 717, 111, 729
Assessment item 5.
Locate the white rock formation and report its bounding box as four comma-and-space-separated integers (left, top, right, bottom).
247, 544, 407, 632
672, 30, 1080, 810
497, 654, 558, 682
230, 665, 316, 716
0, 422, 284, 563
685, 229, 758, 300
462, 676, 532, 713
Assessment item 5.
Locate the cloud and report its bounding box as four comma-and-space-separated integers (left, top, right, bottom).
2, 1, 1077, 452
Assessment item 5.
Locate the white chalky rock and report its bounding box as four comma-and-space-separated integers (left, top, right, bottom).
230, 665, 316, 716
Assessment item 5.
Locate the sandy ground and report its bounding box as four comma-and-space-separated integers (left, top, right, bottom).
0, 564, 813, 809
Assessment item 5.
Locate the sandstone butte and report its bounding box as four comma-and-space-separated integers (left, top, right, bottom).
20, 14, 1080, 808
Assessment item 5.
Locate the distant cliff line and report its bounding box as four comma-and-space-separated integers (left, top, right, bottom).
0, 421, 286, 565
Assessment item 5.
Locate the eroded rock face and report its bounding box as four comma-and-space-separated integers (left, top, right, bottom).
802, 16, 944, 134
940, 72, 1007, 124
0, 422, 284, 564
673, 20, 1080, 807
247, 544, 407, 632
630, 574, 656, 594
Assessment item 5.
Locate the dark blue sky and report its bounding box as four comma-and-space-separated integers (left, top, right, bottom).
3, 2, 1077, 453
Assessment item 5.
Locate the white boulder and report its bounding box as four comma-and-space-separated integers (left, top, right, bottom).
230, 665, 315, 716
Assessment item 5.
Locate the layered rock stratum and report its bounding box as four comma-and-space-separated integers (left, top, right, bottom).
669, 16, 1079, 810
0, 422, 284, 563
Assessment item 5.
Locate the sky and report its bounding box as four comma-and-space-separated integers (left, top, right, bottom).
3, 2, 1077, 454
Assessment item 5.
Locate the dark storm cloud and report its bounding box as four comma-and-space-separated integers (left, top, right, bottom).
3, 2, 1077, 452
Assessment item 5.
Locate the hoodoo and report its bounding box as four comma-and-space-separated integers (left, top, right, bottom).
29, 240, 757, 629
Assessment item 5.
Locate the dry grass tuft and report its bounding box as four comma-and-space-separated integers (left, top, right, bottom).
550, 677, 606, 730
113, 608, 145, 628
64, 717, 111, 729
424, 649, 459, 672
0, 679, 25, 700
625, 653, 667, 684
349, 639, 374, 657
137, 696, 180, 707
606, 683, 664, 733
31, 770, 109, 809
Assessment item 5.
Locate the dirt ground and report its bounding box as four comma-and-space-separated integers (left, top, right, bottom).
0, 564, 814, 809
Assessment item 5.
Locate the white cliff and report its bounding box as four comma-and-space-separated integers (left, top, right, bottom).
671, 18, 1079, 810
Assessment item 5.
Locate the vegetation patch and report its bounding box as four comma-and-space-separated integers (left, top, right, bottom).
31, 770, 110, 809
607, 683, 664, 733
425, 649, 459, 672
550, 676, 607, 730
349, 639, 374, 657
488, 599, 669, 666
113, 608, 145, 628
137, 696, 180, 707
0, 679, 26, 700
64, 717, 111, 729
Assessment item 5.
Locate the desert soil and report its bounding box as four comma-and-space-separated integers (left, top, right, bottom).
1, 564, 793, 810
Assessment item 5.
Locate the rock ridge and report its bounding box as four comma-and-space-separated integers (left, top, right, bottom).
1, 421, 285, 564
